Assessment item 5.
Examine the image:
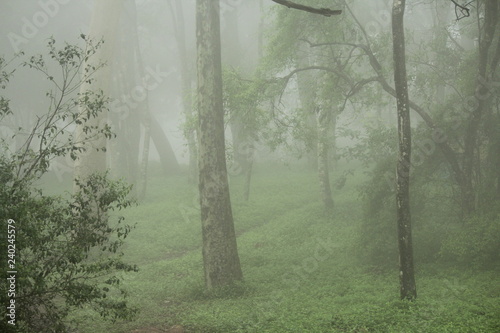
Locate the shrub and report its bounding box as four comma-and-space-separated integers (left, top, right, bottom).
441, 213, 500, 269
0, 37, 137, 333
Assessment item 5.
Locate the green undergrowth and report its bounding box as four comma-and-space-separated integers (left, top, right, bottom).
68, 164, 500, 333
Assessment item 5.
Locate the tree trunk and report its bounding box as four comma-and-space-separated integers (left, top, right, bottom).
196, 0, 243, 288
149, 115, 180, 176
296, 43, 318, 167
111, 0, 144, 189
222, 4, 256, 201
138, 109, 151, 200
73, 0, 124, 188
330, 113, 338, 170
128, 0, 152, 199
171, 0, 198, 184
392, 0, 416, 301
317, 106, 334, 213
243, 143, 255, 202
462, 0, 499, 216
258, 0, 264, 59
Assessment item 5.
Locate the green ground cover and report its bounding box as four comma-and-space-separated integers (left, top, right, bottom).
67, 164, 500, 332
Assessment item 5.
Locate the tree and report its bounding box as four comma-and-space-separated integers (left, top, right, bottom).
260, 2, 352, 212
196, 0, 243, 288
221, 2, 262, 201
335, 1, 500, 217
168, 0, 198, 184
392, 0, 416, 301
73, 0, 124, 189
149, 114, 180, 175
108, 0, 146, 191
461, 0, 499, 215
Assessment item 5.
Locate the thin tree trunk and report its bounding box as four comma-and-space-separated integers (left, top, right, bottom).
258, 0, 264, 59
330, 113, 338, 170
317, 106, 334, 213
196, 0, 243, 288
126, 0, 152, 199
243, 143, 255, 202
222, 4, 257, 201
296, 44, 318, 167
170, 0, 198, 184
392, 0, 416, 301
223, 5, 247, 171
139, 109, 151, 200
149, 115, 180, 175
462, 0, 499, 216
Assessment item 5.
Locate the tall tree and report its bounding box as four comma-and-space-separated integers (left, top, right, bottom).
196, 0, 243, 288
392, 0, 416, 301
108, 0, 144, 191
338, 1, 499, 218
169, 0, 198, 184
462, 0, 499, 215
73, 0, 124, 187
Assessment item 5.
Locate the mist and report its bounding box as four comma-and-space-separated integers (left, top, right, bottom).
0, 1, 499, 332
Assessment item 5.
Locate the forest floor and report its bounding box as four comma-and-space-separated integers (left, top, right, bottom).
67, 163, 500, 333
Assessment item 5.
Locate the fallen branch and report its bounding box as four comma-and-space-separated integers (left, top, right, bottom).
271, 0, 342, 17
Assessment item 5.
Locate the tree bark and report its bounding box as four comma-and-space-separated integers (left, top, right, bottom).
196, 0, 243, 288
392, 0, 416, 301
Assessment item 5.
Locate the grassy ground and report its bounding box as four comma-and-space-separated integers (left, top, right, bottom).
67, 163, 500, 333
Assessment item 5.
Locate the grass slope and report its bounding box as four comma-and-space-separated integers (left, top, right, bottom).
70, 164, 500, 333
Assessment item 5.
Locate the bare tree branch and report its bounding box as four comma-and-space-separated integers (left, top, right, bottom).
271, 0, 342, 17
450, 0, 472, 20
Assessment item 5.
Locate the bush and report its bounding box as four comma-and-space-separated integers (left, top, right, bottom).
0, 165, 137, 333
441, 213, 500, 269
355, 125, 461, 269
0, 38, 137, 333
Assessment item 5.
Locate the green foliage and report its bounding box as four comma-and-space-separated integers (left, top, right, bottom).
353, 122, 478, 268
359, 156, 398, 268
223, 67, 268, 143
441, 212, 500, 269
0, 165, 137, 333
0, 38, 137, 333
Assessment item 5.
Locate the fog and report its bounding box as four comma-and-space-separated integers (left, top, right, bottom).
1, 1, 499, 332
